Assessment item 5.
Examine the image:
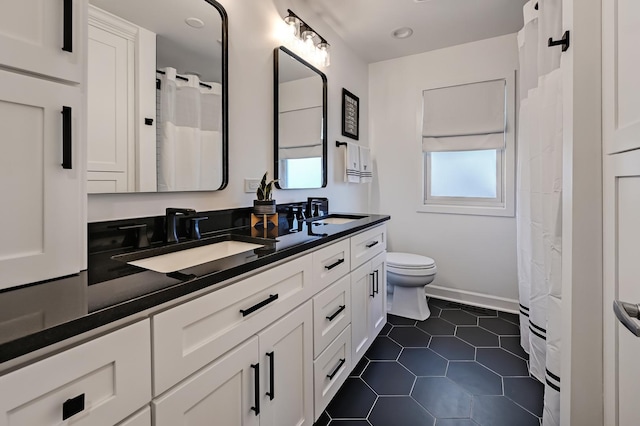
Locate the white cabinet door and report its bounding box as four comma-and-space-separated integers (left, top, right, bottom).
153, 337, 260, 426
350, 252, 387, 364
87, 12, 133, 192
116, 407, 151, 426
603, 0, 640, 154
258, 302, 314, 426
0, 0, 83, 83
0, 70, 82, 291
369, 252, 387, 338
350, 262, 374, 363
603, 150, 640, 426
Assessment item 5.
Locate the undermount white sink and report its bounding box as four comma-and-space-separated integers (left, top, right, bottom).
313, 217, 359, 225
127, 240, 264, 273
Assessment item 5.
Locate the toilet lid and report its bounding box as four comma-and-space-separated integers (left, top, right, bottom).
386, 252, 435, 269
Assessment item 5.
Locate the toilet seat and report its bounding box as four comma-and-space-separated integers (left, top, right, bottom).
387, 252, 436, 274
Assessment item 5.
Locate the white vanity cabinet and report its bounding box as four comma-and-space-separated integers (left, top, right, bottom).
153, 302, 314, 426
0, 0, 83, 83
0, 320, 151, 426
0, 1, 85, 291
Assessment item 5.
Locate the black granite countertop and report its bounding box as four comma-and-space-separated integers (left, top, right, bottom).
0, 212, 389, 365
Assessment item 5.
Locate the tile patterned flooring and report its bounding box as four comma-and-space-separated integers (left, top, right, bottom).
314, 298, 543, 426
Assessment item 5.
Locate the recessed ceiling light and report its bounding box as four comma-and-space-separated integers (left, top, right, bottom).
185, 17, 205, 29
391, 27, 414, 39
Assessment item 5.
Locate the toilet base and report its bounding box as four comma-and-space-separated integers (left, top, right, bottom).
388, 285, 431, 321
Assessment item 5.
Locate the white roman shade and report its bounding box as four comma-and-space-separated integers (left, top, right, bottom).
422, 79, 506, 152
279, 107, 323, 159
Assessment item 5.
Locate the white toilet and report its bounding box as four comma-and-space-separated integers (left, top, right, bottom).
386, 252, 437, 321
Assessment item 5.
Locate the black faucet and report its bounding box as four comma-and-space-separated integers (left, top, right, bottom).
306, 197, 328, 218
165, 208, 196, 243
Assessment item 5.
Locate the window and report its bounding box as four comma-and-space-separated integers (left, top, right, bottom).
420, 74, 515, 217
280, 157, 323, 189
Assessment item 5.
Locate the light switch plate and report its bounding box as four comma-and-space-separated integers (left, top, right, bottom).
244, 178, 261, 193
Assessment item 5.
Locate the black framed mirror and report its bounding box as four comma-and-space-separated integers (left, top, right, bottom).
274, 46, 327, 189
87, 0, 228, 193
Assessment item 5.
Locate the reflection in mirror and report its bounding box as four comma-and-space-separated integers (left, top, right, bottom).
274, 46, 327, 189
87, 0, 227, 193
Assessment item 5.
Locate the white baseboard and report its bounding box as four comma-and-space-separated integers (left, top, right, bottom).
424, 285, 519, 314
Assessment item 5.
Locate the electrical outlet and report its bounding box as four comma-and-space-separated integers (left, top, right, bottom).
244, 178, 261, 193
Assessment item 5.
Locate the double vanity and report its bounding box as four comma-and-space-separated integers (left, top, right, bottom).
0, 210, 389, 426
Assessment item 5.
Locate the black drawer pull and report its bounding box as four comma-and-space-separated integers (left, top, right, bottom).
240, 294, 279, 317
61, 106, 72, 169
266, 351, 275, 400
326, 305, 346, 321
326, 358, 346, 380
251, 363, 260, 415
325, 258, 345, 270
374, 269, 380, 295
365, 241, 379, 249
62, 393, 85, 420
62, 0, 73, 52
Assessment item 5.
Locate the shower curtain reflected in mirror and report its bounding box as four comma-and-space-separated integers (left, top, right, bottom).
157, 67, 222, 191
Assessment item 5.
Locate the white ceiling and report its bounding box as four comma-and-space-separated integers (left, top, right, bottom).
296, 0, 528, 63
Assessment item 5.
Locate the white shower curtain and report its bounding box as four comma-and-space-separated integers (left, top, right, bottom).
516, 1, 563, 425
157, 67, 222, 191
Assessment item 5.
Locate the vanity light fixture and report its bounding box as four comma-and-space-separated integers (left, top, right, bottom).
282, 9, 330, 67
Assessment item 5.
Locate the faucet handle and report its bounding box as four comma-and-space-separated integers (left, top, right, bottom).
186, 216, 208, 240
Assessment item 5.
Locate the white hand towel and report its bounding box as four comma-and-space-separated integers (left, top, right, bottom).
359, 146, 373, 183
344, 141, 361, 183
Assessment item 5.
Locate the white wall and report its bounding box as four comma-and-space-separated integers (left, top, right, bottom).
369, 34, 520, 308
87, 0, 370, 221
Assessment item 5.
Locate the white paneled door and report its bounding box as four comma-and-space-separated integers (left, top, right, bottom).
603, 0, 640, 423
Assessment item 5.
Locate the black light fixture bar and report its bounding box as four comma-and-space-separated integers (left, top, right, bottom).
285, 9, 330, 48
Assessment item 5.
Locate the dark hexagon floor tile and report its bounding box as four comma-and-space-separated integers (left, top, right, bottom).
387, 314, 417, 326
362, 362, 416, 395
314, 411, 331, 426
478, 317, 520, 336
446, 362, 503, 395
500, 336, 529, 360
471, 395, 540, 426
365, 336, 402, 360
398, 347, 448, 377
417, 317, 456, 336
498, 311, 520, 325
427, 301, 442, 318
328, 421, 371, 426
326, 378, 377, 419
455, 326, 499, 347
440, 310, 478, 326
388, 326, 431, 347
435, 420, 479, 426
504, 377, 544, 417
412, 377, 472, 418
476, 348, 530, 377
369, 396, 435, 426
350, 356, 370, 377
428, 298, 459, 310
429, 336, 475, 361
380, 322, 392, 336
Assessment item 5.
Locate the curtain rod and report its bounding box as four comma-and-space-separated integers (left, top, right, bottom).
156, 70, 212, 89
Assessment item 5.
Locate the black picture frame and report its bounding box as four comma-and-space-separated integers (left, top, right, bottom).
341, 88, 359, 140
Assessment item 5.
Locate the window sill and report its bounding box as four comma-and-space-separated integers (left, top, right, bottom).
417, 203, 515, 217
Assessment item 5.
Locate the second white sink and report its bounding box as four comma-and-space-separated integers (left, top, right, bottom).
127, 240, 264, 273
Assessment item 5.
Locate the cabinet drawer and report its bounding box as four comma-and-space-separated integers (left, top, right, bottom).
314, 325, 352, 420
350, 225, 386, 270
0, 320, 151, 426
313, 275, 351, 358
153, 254, 314, 395
312, 239, 350, 291
116, 407, 151, 426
